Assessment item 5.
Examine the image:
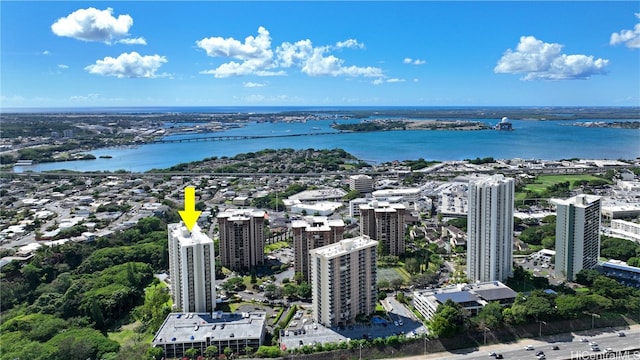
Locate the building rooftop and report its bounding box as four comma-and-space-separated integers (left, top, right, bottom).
168, 223, 212, 246
433, 290, 478, 304
310, 235, 377, 259
291, 216, 345, 231
217, 208, 266, 220
414, 281, 516, 307
600, 260, 640, 274
472, 286, 518, 301
552, 194, 601, 208
288, 188, 347, 201
153, 311, 266, 346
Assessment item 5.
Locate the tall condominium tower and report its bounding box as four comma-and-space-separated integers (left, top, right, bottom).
466, 174, 515, 283
359, 200, 406, 256
217, 209, 266, 271
168, 223, 216, 313
291, 216, 345, 282
552, 194, 601, 281
309, 236, 378, 327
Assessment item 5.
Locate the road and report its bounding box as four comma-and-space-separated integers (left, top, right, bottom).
396, 325, 640, 360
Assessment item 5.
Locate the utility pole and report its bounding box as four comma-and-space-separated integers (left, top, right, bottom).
538, 320, 547, 337
584, 312, 600, 330
424, 335, 428, 355
484, 327, 491, 345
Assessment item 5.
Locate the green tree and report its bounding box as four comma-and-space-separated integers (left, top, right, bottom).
473, 301, 504, 329
296, 281, 312, 299
146, 347, 164, 360
184, 347, 199, 359
136, 283, 171, 332
222, 277, 245, 292
377, 279, 390, 290
224, 346, 233, 358
600, 236, 639, 261
205, 345, 219, 358
429, 299, 465, 337
390, 278, 404, 293
555, 294, 584, 319
628, 257, 640, 267
404, 257, 420, 274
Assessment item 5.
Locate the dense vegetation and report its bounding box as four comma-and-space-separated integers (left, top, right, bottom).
154, 148, 371, 174
0, 216, 171, 360
429, 266, 640, 338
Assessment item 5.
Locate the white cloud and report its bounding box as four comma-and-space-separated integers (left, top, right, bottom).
198, 27, 382, 78
276, 40, 314, 68
494, 36, 608, 80
301, 47, 383, 77
51, 7, 136, 44
69, 93, 100, 101
196, 26, 278, 77
610, 14, 640, 48
85, 52, 168, 78
277, 40, 381, 77
244, 81, 266, 88
335, 39, 364, 49
372, 77, 406, 85
413, 78, 419, 82
58, 64, 69, 69
42, 50, 50, 55
403, 57, 426, 65
118, 37, 147, 45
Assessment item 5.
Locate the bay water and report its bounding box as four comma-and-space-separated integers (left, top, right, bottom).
15, 118, 640, 173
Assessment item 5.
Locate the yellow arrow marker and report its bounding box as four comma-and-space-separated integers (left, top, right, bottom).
178, 186, 201, 232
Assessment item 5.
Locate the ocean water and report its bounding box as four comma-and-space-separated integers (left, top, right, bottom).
14, 117, 640, 173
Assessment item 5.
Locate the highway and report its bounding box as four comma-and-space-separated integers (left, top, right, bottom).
398, 325, 640, 360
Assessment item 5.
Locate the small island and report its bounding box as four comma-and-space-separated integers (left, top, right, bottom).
567, 121, 640, 129
332, 119, 491, 132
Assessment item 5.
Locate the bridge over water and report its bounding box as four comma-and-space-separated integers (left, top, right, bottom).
152, 131, 346, 143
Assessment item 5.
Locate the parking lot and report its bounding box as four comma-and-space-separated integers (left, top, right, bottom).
517, 249, 561, 286
280, 297, 428, 351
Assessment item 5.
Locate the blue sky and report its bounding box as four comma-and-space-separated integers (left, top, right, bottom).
1, 1, 639, 108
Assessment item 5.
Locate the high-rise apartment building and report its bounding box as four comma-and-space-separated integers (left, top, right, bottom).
168, 223, 216, 313
359, 200, 406, 256
291, 216, 345, 282
466, 174, 515, 283
348, 174, 374, 193
309, 236, 378, 327
217, 209, 266, 271
552, 194, 601, 281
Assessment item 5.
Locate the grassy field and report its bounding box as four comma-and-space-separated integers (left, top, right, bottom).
108, 321, 154, 346
524, 174, 608, 195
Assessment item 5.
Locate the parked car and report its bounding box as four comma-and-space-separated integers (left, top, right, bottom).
524, 345, 534, 351
617, 332, 626, 337
552, 345, 560, 350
